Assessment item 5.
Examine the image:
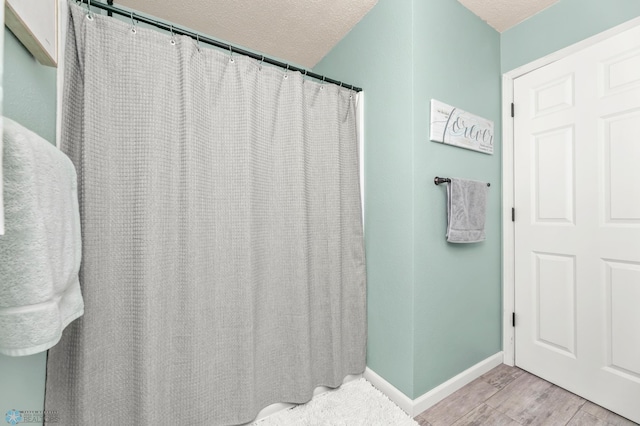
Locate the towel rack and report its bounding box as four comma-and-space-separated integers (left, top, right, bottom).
434, 177, 490, 187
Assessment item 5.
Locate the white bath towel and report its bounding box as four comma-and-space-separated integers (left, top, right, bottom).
0, 117, 84, 356
446, 178, 488, 243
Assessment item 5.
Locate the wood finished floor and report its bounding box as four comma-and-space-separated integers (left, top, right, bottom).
413, 364, 638, 426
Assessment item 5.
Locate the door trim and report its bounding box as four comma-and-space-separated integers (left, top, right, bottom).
501, 15, 640, 367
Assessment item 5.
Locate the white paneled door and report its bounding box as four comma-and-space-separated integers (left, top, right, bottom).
513, 23, 640, 423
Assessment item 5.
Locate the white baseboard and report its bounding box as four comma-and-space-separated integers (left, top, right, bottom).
412, 352, 503, 416
363, 367, 415, 415
365, 352, 504, 417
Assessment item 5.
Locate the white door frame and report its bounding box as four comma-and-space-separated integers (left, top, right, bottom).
501, 15, 640, 366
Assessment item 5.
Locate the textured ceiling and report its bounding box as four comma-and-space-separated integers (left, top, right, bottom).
117, 0, 378, 68
457, 0, 560, 32
115, 0, 558, 68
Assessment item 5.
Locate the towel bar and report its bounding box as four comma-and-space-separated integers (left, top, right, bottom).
434, 177, 490, 187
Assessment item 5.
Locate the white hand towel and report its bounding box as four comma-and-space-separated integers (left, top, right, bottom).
0, 117, 84, 356
446, 178, 488, 243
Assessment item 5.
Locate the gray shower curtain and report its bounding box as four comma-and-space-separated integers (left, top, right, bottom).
45, 4, 366, 425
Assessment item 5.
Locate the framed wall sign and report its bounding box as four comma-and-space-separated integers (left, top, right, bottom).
5, 0, 58, 67
430, 99, 494, 155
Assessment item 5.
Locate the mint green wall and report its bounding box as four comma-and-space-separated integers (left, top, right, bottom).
3, 29, 57, 142
312, 0, 417, 396
314, 0, 501, 399
501, 0, 640, 72
1, 27, 57, 423
411, 0, 501, 397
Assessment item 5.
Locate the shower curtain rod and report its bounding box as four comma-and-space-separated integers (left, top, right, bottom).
78, 0, 363, 92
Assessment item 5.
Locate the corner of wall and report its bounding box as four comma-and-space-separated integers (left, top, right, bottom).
313, 0, 417, 399
410, 0, 502, 399
312, 0, 506, 402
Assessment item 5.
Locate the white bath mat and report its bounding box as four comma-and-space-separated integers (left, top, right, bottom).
253, 378, 419, 426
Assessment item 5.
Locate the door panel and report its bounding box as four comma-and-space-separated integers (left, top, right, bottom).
534, 252, 577, 356
606, 260, 640, 378
533, 126, 575, 224
603, 112, 640, 223
514, 23, 640, 424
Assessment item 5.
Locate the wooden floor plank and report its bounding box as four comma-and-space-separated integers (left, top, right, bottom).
479, 364, 524, 390
451, 403, 520, 426
485, 370, 553, 409
415, 416, 433, 426
581, 402, 639, 426
418, 378, 500, 426
485, 372, 585, 425
567, 410, 611, 426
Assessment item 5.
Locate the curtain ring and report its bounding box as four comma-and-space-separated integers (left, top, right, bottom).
130, 12, 136, 33
169, 25, 176, 45
86, 0, 94, 20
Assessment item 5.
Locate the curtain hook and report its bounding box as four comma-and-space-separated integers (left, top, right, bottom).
196, 34, 200, 50
284, 64, 289, 79
169, 24, 176, 45
321, 76, 325, 90
229, 45, 234, 63
130, 11, 136, 33
86, 0, 94, 20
